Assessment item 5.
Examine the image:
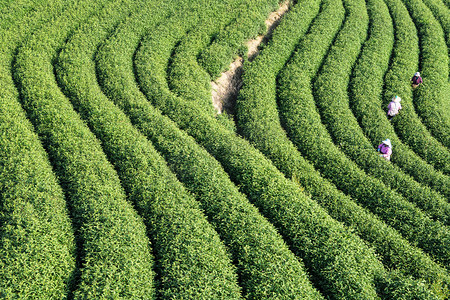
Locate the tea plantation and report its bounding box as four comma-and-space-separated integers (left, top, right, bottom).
1, 0, 449, 298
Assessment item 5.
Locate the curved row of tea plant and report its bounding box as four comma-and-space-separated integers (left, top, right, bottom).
273, 0, 450, 265
382, 0, 450, 176
309, 0, 450, 215
313, 0, 450, 216
167, 0, 278, 113
349, 0, 450, 197
93, 8, 326, 299
0, 0, 76, 298
422, 0, 450, 49
310, 0, 449, 264
133, 1, 443, 298
233, 0, 449, 296
401, 0, 450, 147
56, 0, 247, 298
348, 0, 450, 199
12, 0, 158, 297
239, 0, 450, 239
197, 0, 285, 79
95, 2, 324, 299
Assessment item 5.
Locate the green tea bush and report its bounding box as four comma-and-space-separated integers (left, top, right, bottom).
348, 0, 450, 199
401, 0, 450, 147
13, 0, 157, 297
376, 271, 445, 300
418, 0, 450, 124
382, 0, 450, 176
132, 1, 423, 298
55, 1, 246, 298
280, 0, 450, 266
235, 0, 449, 295
168, 0, 279, 114
95, 3, 324, 299
422, 0, 450, 49
0, 1, 76, 298
168, 25, 229, 113
198, 0, 282, 78
235, 0, 449, 268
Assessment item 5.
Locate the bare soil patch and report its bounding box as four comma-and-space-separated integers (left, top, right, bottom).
211, 0, 291, 114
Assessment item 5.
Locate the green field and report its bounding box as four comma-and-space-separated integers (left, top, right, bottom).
1, 0, 449, 298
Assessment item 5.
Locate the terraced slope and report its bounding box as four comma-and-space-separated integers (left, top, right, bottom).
2, 0, 449, 298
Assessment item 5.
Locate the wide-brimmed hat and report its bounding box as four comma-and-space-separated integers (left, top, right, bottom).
414, 72, 420, 77
392, 95, 401, 103
382, 139, 392, 148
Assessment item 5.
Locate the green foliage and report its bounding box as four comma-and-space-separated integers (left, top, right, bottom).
216, 111, 237, 132
95, 2, 323, 299
168, 25, 219, 114
197, 0, 280, 78
131, 0, 423, 298
0, 0, 76, 298
167, 0, 279, 114
377, 271, 442, 300
382, 0, 450, 176
422, 0, 450, 50
0, 72, 76, 299
275, 0, 450, 267
236, 0, 449, 296
55, 1, 244, 298
348, 0, 450, 200
199, 41, 237, 78
5, 0, 450, 298
12, 0, 156, 297
401, 0, 450, 147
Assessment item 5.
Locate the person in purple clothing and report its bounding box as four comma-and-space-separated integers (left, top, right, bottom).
387, 95, 402, 120
411, 71, 423, 88
377, 139, 392, 161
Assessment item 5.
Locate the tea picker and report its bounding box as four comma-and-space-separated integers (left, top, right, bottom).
411, 71, 422, 89
377, 139, 392, 161
387, 96, 402, 121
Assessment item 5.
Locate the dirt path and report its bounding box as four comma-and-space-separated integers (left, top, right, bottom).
211, 0, 291, 114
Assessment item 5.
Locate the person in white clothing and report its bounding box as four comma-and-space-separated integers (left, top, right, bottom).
387, 95, 402, 121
